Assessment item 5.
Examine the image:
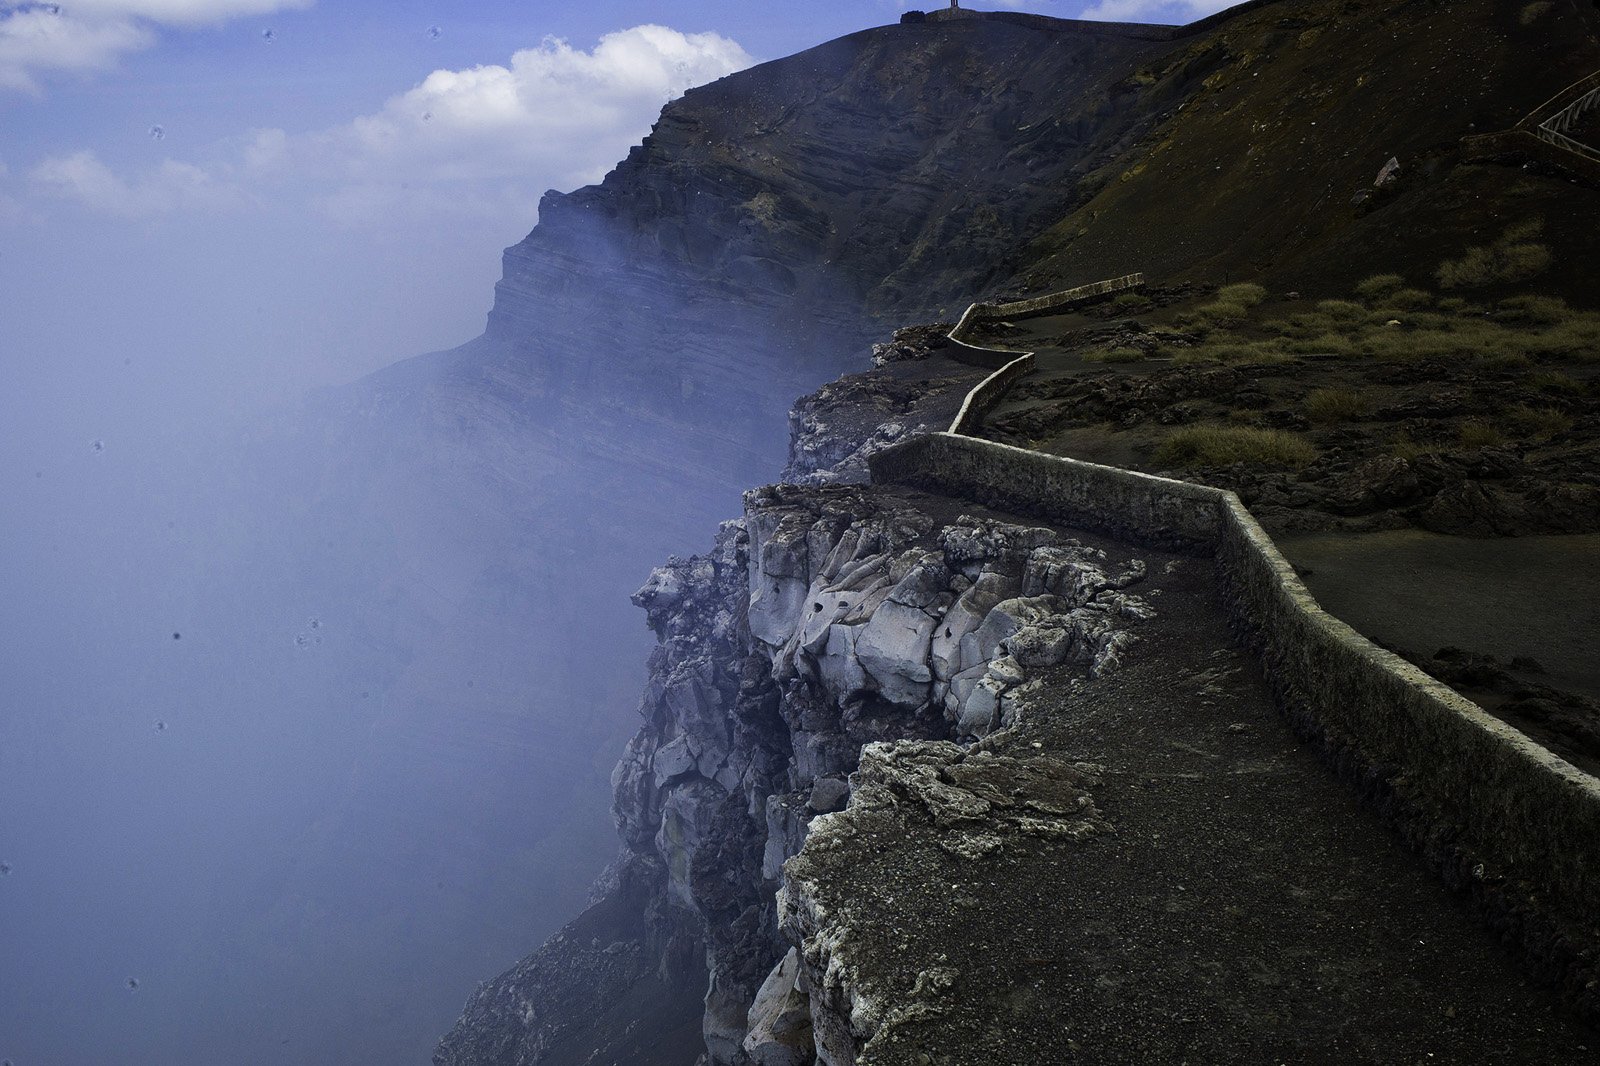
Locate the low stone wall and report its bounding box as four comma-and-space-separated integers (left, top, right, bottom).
868, 429, 1600, 992
869, 432, 1222, 549
946, 354, 1033, 436
1215, 497, 1600, 925
952, 272, 1145, 330
942, 271, 1145, 373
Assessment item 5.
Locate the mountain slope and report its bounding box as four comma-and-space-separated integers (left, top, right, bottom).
1017, 0, 1600, 300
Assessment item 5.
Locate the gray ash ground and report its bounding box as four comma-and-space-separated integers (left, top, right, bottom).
784, 500, 1597, 1063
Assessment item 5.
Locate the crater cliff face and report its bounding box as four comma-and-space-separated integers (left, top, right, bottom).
262, 16, 1213, 1057
423, 1, 1600, 1061
435, 471, 1157, 1066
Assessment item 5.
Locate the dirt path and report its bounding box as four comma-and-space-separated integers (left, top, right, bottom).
791, 487, 1599, 1063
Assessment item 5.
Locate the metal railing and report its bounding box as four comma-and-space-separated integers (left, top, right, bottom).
1516, 70, 1600, 166
1534, 124, 1600, 164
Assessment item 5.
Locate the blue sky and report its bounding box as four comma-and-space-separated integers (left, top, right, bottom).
0, 0, 1225, 423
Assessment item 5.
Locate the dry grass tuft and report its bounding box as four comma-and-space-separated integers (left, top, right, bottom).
1437, 220, 1551, 289
1217, 282, 1268, 307
1507, 404, 1574, 440
1458, 420, 1505, 449
1155, 424, 1318, 468
1305, 388, 1372, 423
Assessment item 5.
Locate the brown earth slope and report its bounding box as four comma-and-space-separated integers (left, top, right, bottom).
1010, 0, 1600, 304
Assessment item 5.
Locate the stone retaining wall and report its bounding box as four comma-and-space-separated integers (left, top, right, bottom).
942, 272, 1145, 373
951, 272, 1146, 330
946, 354, 1034, 436
869, 398, 1600, 1001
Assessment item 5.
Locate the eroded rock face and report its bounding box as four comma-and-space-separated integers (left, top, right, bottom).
607, 485, 1153, 1063
437, 471, 1151, 1066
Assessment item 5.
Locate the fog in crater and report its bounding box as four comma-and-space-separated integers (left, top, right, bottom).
0, 11, 783, 1065
0, 176, 663, 1066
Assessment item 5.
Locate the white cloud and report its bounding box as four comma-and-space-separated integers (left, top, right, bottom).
0, 0, 309, 93
27, 25, 755, 227
332, 25, 754, 190
30, 149, 245, 216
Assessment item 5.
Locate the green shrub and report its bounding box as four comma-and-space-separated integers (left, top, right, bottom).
1217, 282, 1268, 307
1382, 288, 1434, 311
1110, 292, 1153, 313
1195, 301, 1251, 328
1289, 312, 1337, 329
1526, 318, 1600, 361
1498, 243, 1554, 280
1154, 425, 1318, 469
1521, 0, 1553, 22
1305, 388, 1372, 423
1507, 404, 1573, 439
1504, 218, 1545, 243
1531, 370, 1587, 394
1496, 295, 1569, 325
1391, 433, 1437, 462
1283, 333, 1358, 357
1235, 349, 1295, 365
1354, 274, 1406, 301
1438, 247, 1497, 289
1316, 299, 1366, 322
1458, 420, 1505, 449
1436, 296, 1479, 315
1437, 220, 1552, 289
1381, 310, 1451, 332
1359, 330, 1465, 361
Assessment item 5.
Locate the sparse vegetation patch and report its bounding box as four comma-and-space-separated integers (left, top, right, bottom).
1520, 0, 1553, 23
1507, 405, 1574, 440
1217, 283, 1268, 307
1155, 424, 1317, 469
1437, 220, 1552, 289
1305, 388, 1371, 423
1458, 420, 1505, 449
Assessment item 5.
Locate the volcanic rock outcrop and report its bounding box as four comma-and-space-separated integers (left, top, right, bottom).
436, 476, 1155, 1064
